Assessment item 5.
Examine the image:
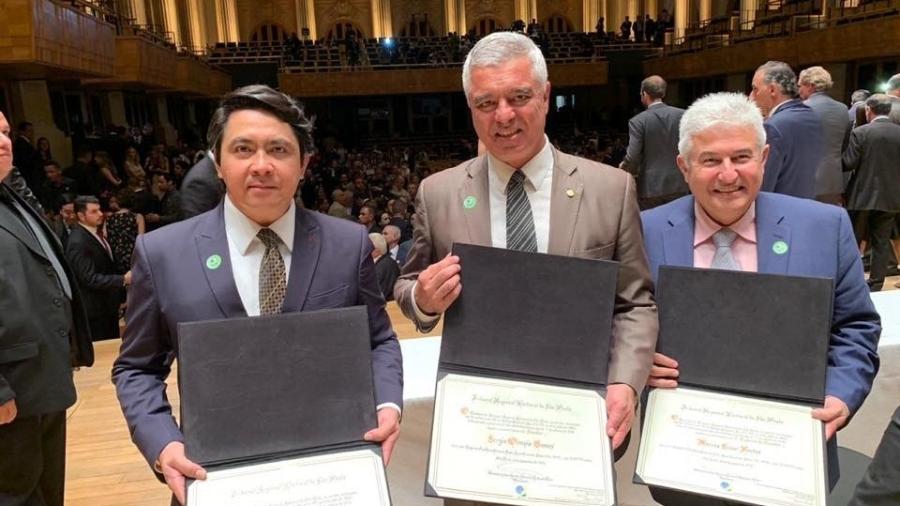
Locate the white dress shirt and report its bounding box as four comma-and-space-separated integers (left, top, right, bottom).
487, 136, 554, 253
79, 223, 112, 258
224, 195, 295, 317
413, 137, 554, 322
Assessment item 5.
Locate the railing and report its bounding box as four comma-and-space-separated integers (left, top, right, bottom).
659, 0, 898, 55
282, 55, 607, 74
60, 0, 117, 23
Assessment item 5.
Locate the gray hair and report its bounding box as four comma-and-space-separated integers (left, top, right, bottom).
678, 93, 767, 159
866, 94, 893, 116
641, 75, 667, 100
368, 232, 387, 255
887, 73, 900, 94
851, 89, 871, 103
462, 32, 548, 97
797, 66, 833, 92
756, 61, 799, 98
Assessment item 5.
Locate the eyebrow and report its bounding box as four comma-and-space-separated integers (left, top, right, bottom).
228, 136, 294, 147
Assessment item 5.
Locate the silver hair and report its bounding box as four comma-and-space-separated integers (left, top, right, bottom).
678, 92, 767, 159
462, 32, 548, 98
757, 61, 799, 98
851, 89, 871, 103
887, 73, 900, 93
866, 94, 893, 116
368, 232, 387, 255
798, 66, 833, 92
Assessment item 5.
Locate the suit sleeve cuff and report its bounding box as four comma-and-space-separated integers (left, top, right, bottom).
410, 281, 441, 325
377, 402, 402, 418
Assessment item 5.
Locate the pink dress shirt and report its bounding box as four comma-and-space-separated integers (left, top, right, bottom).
693, 202, 758, 272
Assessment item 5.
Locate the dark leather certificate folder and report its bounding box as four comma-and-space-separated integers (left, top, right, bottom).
176, 306, 379, 468
440, 243, 619, 385
655, 266, 833, 404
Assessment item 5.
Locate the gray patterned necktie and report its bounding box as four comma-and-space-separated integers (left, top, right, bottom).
711, 228, 741, 271
506, 170, 538, 253
257, 228, 286, 315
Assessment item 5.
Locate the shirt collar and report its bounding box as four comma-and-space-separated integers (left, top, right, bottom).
79, 223, 99, 235
693, 201, 757, 247
769, 99, 793, 117
224, 195, 295, 255
487, 135, 554, 193
648, 101, 664, 108
872, 115, 891, 122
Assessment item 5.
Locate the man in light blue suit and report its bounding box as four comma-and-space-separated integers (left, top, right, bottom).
112, 86, 403, 505
641, 92, 881, 505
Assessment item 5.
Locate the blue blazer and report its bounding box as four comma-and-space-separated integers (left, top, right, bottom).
642, 192, 881, 486
112, 203, 403, 468
763, 98, 824, 199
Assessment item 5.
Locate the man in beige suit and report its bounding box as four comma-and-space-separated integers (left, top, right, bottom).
394, 31, 658, 506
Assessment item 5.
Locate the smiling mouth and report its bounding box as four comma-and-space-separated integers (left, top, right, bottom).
495, 130, 521, 139
714, 186, 743, 194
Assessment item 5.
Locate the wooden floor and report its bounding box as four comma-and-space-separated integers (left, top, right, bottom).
64, 302, 439, 506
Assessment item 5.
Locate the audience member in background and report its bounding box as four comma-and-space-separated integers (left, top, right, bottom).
842, 94, 900, 292
66, 195, 130, 341
749, 60, 823, 199
327, 189, 352, 219
40, 160, 77, 212
382, 224, 402, 263
370, 232, 400, 301
359, 203, 382, 233
123, 146, 146, 188
798, 66, 851, 205
37, 136, 53, 163
849, 89, 872, 126
48, 195, 77, 248
12, 121, 42, 189
95, 151, 123, 198
180, 154, 223, 219
106, 191, 145, 275
621, 75, 688, 209
144, 172, 182, 231
65, 146, 94, 195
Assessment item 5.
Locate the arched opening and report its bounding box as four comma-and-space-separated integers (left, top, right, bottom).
250, 22, 289, 43
326, 21, 365, 42
400, 14, 436, 37
544, 14, 573, 33
471, 17, 502, 36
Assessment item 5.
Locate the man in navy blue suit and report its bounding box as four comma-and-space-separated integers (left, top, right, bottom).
112, 85, 403, 505
750, 60, 824, 199
641, 92, 881, 505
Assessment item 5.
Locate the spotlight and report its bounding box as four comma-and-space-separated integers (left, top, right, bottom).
383, 37, 394, 47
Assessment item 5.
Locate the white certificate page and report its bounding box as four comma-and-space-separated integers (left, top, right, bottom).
186, 447, 391, 506
636, 387, 826, 506
427, 373, 615, 505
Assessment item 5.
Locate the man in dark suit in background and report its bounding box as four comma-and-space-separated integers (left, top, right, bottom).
798, 66, 851, 205
66, 195, 130, 341
0, 110, 94, 506
112, 85, 403, 506
179, 154, 223, 219
843, 94, 900, 292
621, 75, 688, 209
750, 60, 824, 199
370, 232, 399, 301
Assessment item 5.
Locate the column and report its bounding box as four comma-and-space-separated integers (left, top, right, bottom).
582, 0, 604, 31
700, 0, 712, 21
371, 0, 393, 37
106, 91, 128, 128
294, 0, 318, 40
162, 0, 182, 46
646, 0, 657, 17
444, 0, 466, 34
153, 96, 177, 146
10, 81, 72, 167
674, 0, 688, 39
741, 0, 759, 28
188, 0, 208, 50
627, 0, 638, 21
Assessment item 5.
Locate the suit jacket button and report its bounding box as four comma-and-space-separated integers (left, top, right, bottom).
58, 328, 67, 337
53, 298, 62, 307
46, 267, 55, 276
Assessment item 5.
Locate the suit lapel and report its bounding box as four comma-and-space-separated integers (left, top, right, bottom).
663, 197, 696, 267
195, 204, 246, 318
548, 149, 583, 255
459, 156, 491, 246
0, 187, 48, 261
284, 207, 321, 313
755, 194, 790, 275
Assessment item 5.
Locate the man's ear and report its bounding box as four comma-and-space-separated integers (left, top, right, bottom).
676, 154, 690, 181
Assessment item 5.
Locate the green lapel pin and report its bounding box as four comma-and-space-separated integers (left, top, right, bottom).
206, 254, 222, 270
772, 241, 789, 255
463, 196, 477, 209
